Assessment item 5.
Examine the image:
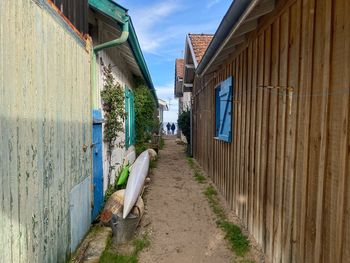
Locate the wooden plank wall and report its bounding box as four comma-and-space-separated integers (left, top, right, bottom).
51, 0, 89, 34
0, 1, 92, 262
192, 0, 350, 262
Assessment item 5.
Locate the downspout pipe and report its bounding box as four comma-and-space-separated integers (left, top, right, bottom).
92, 19, 130, 109
94, 19, 129, 53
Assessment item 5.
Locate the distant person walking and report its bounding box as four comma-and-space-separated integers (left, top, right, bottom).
166, 122, 171, 135
171, 123, 176, 135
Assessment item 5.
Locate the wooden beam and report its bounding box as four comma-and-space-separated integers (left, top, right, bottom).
184, 68, 195, 84
220, 48, 233, 59
235, 19, 258, 36
185, 64, 195, 69
213, 47, 236, 67
183, 83, 193, 92
225, 35, 246, 49
245, 0, 275, 22
218, 36, 246, 59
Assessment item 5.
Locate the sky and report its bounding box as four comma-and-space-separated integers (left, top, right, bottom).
118, 0, 232, 123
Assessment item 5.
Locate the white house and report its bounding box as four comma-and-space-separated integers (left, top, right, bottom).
88, 0, 157, 219
158, 99, 169, 134
175, 34, 213, 143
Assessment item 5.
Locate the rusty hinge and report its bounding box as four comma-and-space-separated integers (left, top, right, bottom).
258, 85, 294, 115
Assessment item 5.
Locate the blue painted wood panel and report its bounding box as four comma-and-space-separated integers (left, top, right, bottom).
92, 109, 104, 220
215, 86, 221, 137
215, 77, 233, 142
0, 1, 92, 261
70, 176, 91, 252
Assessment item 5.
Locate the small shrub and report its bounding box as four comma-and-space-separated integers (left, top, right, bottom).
104, 185, 115, 203
159, 137, 165, 149
135, 143, 147, 156
99, 251, 137, 263
149, 159, 158, 170
134, 79, 158, 145
99, 234, 150, 263
177, 109, 191, 144
194, 171, 206, 183
217, 220, 250, 257
133, 234, 151, 255
204, 185, 218, 198
186, 157, 195, 169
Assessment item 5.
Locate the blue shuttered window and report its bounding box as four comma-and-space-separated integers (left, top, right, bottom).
215, 86, 221, 136
215, 76, 233, 143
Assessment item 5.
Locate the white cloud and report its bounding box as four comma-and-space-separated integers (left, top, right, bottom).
130, 1, 182, 53
207, 0, 221, 8
156, 87, 174, 99
155, 82, 175, 100
130, 1, 220, 55
164, 98, 179, 122
155, 82, 179, 122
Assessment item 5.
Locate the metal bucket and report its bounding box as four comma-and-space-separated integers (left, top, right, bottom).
111, 212, 140, 244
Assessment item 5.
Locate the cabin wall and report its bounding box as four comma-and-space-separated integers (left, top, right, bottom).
97, 49, 133, 193
0, 1, 92, 262
192, 0, 350, 262
94, 22, 136, 193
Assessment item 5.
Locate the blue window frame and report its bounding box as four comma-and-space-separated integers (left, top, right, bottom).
215, 76, 233, 143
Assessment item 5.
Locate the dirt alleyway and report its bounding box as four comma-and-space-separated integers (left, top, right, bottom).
139, 136, 232, 263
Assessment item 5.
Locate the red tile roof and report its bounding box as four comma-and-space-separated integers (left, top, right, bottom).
188, 34, 214, 64
175, 58, 184, 79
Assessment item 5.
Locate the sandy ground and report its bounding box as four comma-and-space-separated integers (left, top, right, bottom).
139, 136, 233, 263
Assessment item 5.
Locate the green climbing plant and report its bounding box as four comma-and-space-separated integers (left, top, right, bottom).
134, 78, 158, 149
178, 108, 191, 155
101, 64, 125, 186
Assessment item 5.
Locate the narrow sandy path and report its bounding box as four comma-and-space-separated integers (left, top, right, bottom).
139, 136, 232, 263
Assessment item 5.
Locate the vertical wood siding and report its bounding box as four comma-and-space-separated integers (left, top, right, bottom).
51, 0, 88, 34
0, 1, 92, 262
192, 0, 350, 262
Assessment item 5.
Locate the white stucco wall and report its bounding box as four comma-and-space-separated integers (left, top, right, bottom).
96, 44, 135, 193
182, 92, 192, 111
178, 92, 191, 142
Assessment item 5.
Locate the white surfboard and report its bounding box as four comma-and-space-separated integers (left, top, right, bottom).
123, 150, 150, 219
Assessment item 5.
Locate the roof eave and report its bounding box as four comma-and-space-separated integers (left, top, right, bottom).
196, 0, 276, 76
196, 0, 254, 75
89, 0, 128, 24
186, 34, 199, 68
88, 0, 158, 106
128, 18, 159, 106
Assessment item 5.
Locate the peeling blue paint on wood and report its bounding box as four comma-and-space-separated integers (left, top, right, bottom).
70, 176, 91, 252
92, 109, 104, 221
0, 1, 92, 262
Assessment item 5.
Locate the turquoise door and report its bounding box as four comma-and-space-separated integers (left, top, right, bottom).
125, 87, 135, 148
92, 109, 104, 220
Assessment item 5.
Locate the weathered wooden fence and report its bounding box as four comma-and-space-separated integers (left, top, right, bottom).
193, 0, 350, 262
0, 1, 92, 262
